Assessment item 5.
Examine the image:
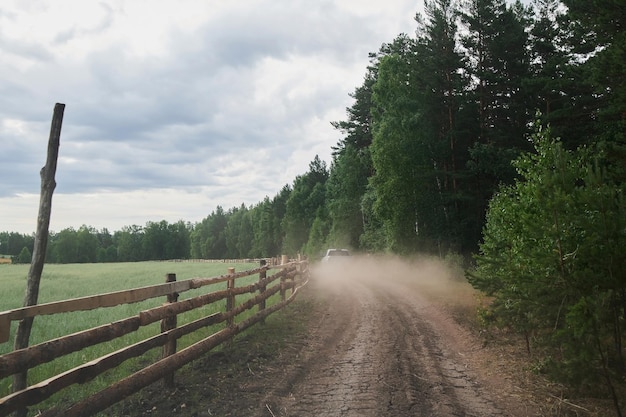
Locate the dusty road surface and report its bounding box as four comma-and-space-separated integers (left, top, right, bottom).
252, 257, 539, 417
112, 256, 542, 417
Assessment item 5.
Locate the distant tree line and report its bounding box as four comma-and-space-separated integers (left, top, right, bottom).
2, 0, 625, 405
0, 222, 191, 264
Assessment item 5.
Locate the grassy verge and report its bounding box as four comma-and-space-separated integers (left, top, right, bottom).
0, 261, 267, 414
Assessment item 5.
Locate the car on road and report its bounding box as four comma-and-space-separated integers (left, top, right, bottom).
321, 248, 351, 262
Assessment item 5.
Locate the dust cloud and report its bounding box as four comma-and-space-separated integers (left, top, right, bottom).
310, 254, 479, 314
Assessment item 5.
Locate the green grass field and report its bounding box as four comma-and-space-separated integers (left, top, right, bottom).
0, 261, 272, 413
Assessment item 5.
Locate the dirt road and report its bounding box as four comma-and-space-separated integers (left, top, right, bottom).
252, 258, 538, 417
113, 257, 542, 417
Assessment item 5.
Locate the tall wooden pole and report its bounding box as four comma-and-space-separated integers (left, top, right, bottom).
12, 103, 65, 414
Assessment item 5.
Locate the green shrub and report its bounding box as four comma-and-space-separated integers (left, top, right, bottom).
468, 124, 626, 405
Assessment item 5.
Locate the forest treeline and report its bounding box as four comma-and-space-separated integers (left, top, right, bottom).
2, 0, 625, 406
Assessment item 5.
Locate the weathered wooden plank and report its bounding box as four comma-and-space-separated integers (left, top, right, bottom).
0, 266, 274, 344
138, 288, 227, 325
0, 316, 141, 379
0, 312, 224, 415
41, 325, 239, 417
226, 284, 282, 320
188, 266, 266, 289
259, 260, 267, 323
1, 280, 192, 322
0, 316, 9, 347
0, 273, 290, 379
0, 280, 272, 377
0, 334, 167, 414
136, 277, 279, 326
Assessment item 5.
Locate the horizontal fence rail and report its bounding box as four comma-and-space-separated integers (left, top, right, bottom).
0, 258, 309, 417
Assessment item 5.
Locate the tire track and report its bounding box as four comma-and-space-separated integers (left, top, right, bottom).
378, 285, 504, 416
257, 269, 523, 416
262, 279, 391, 416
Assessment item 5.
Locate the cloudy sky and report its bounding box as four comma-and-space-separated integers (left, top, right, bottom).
0, 0, 422, 234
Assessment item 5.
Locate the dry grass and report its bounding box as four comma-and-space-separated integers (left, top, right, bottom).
0, 258, 11, 264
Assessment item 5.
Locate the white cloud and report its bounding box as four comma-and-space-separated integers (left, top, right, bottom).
0, 0, 422, 234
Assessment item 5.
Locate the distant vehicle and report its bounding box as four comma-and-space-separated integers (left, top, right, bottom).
321, 248, 351, 262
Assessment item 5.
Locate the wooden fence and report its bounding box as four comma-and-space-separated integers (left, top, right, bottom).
165, 256, 286, 265
0, 258, 309, 417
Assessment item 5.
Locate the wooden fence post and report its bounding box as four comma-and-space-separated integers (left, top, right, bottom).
161, 273, 178, 388
280, 255, 291, 301
258, 259, 267, 324
294, 254, 302, 296
226, 268, 235, 328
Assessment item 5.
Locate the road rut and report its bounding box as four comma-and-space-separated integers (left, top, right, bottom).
256, 261, 535, 417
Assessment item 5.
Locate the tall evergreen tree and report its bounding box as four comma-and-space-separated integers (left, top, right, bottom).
271, 185, 291, 254
250, 195, 285, 257
527, 0, 570, 117
143, 220, 169, 261
526, 0, 596, 148
459, 0, 532, 244
460, 0, 531, 148
331, 65, 376, 152
76, 225, 99, 263
327, 67, 377, 250
224, 204, 254, 258
418, 0, 481, 251
282, 156, 328, 255
326, 144, 371, 249
224, 205, 245, 258
190, 206, 228, 259
562, 0, 626, 145
165, 220, 191, 260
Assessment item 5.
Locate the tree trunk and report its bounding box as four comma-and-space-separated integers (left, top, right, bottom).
12, 103, 64, 416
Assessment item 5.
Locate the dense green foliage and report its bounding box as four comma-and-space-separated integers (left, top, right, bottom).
470, 125, 626, 406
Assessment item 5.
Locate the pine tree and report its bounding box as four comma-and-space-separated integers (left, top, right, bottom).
282, 156, 328, 255
418, 0, 480, 251
328, 66, 377, 250
326, 144, 370, 249
459, 0, 532, 248
562, 0, 626, 144
470, 123, 626, 413
526, 0, 597, 149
